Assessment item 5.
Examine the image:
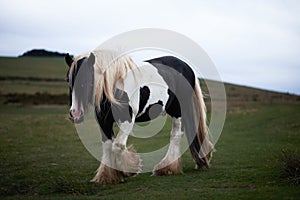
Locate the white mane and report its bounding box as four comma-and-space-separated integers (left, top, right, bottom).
92, 50, 138, 108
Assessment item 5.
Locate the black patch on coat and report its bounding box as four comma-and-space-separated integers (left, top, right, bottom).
111, 88, 133, 123
138, 86, 150, 114
145, 56, 195, 89
165, 89, 181, 118
95, 89, 133, 142
145, 56, 196, 119
95, 94, 115, 141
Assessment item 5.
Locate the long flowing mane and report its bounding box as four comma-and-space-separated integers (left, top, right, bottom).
92, 50, 138, 108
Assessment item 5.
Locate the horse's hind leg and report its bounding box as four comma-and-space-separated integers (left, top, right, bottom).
153, 117, 183, 176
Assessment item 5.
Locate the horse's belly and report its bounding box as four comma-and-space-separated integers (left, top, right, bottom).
135, 100, 165, 122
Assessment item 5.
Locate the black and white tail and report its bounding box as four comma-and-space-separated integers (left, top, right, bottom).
183, 79, 214, 169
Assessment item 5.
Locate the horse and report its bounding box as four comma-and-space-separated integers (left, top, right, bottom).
65, 50, 214, 184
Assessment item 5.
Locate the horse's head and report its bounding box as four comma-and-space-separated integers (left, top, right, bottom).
65, 53, 95, 124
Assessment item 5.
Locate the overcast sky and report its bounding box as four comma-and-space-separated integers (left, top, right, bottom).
0, 0, 299, 94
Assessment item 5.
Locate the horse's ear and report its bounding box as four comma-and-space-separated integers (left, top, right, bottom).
65, 53, 73, 67
87, 52, 95, 67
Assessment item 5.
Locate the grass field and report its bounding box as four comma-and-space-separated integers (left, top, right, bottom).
0, 80, 67, 95
0, 57, 66, 79
0, 57, 299, 199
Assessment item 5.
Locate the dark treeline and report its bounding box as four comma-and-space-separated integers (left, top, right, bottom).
19, 49, 68, 57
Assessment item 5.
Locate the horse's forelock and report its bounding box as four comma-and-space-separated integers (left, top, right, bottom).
69, 54, 94, 111
69, 54, 89, 87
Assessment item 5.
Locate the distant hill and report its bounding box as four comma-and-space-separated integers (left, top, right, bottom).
19, 49, 66, 57
0, 56, 299, 106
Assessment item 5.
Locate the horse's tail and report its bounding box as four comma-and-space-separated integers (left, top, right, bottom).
184, 79, 214, 169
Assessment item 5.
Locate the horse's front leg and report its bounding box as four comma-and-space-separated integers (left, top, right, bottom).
91, 113, 127, 184
91, 139, 125, 184
113, 120, 142, 177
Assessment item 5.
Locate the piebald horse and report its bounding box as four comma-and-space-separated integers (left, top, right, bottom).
65, 50, 213, 184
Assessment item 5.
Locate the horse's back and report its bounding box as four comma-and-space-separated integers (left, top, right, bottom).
145, 56, 196, 88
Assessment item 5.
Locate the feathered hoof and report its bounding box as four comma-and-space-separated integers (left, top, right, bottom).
116, 145, 142, 177
195, 149, 214, 170
91, 163, 124, 185
152, 158, 182, 176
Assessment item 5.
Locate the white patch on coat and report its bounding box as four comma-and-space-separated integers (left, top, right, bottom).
116, 62, 169, 117
112, 62, 169, 152
114, 119, 135, 149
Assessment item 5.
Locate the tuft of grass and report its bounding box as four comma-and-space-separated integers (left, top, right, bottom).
280, 149, 300, 185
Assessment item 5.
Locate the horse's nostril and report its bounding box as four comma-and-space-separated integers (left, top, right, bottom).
69, 110, 73, 117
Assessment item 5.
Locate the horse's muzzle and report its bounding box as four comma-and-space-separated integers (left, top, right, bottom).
69, 110, 84, 124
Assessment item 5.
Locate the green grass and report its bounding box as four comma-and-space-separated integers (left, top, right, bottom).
0, 57, 66, 79
0, 103, 299, 199
0, 57, 68, 96
0, 80, 67, 95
